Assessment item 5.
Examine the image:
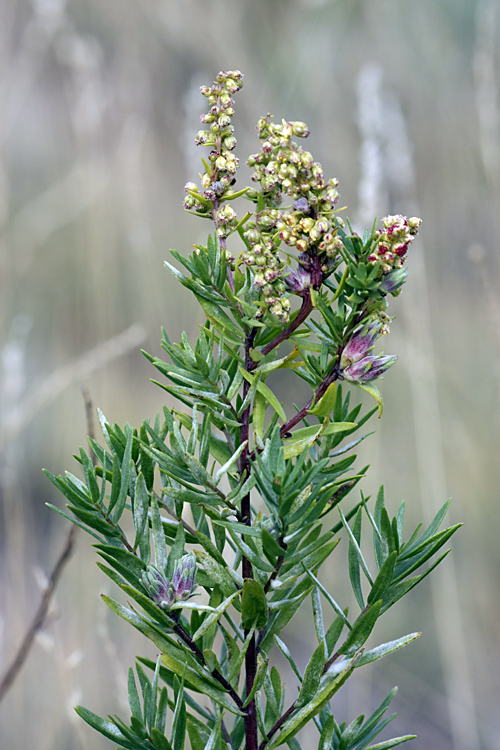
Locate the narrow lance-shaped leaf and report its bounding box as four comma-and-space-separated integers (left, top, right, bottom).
191, 591, 241, 641
296, 642, 326, 708
241, 579, 268, 630
151, 493, 169, 573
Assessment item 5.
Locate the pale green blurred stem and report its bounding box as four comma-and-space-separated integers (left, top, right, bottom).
403, 239, 480, 750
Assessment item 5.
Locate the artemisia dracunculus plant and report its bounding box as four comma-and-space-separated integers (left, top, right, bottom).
46, 70, 459, 750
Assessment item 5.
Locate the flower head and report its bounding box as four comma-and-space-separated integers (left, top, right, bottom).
342, 353, 397, 383
142, 554, 197, 610
368, 215, 422, 278
340, 322, 396, 383
142, 566, 174, 610
340, 322, 380, 370
171, 553, 197, 602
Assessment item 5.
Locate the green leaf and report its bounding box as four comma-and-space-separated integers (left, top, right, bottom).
261, 527, 286, 564
133, 472, 151, 560
357, 632, 421, 667
203, 711, 223, 750
242, 578, 268, 629
239, 367, 287, 422
74, 706, 132, 747
171, 674, 187, 750
350, 381, 384, 417
67, 504, 121, 537
267, 652, 362, 749
114, 427, 134, 522
161, 653, 244, 716
94, 544, 147, 581
227, 624, 257, 681
296, 642, 326, 708
338, 601, 382, 658
45, 503, 104, 542
311, 586, 326, 654
227, 527, 275, 572
128, 667, 143, 721
214, 441, 247, 485
283, 421, 356, 460
197, 296, 243, 342
166, 522, 185, 580
319, 715, 335, 750
259, 584, 313, 654
302, 567, 351, 631
243, 657, 269, 707
191, 591, 241, 641
253, 390, 267, 441
307, 383, 338, 417
151, 494, 169, 573
340, 507, 373, 590
273, 636, 303, 681
151, 728, 173, 750
186, 721, 206, 750
367, 551, 397, 605
194, 550, 239, 599
140, 425, 155, 491
365, 737, 416, 749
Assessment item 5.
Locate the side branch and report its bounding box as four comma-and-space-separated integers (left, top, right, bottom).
249, 293, 314, 370
171, 621, 245, 711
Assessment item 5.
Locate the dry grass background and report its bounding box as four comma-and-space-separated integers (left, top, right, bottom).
1, 1, 499, 748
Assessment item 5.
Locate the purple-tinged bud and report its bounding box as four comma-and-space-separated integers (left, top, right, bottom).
293, 197, 310, 213
285, 265, 311, 294
379, 267, 408, 296
292, 121, 310, 138
142, 566, 174, 610
171, 553, 197, 601
195, 130, 208, 145
223, 136, 237, 151
342, 354, 397, 383
340, 323, 380, 369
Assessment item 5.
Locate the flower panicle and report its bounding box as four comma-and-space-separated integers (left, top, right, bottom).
241, 114, 345, 322
368, 214, 422, 279
184, 70, 244, 245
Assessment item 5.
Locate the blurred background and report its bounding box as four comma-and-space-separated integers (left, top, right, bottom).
1, 0, 499, 748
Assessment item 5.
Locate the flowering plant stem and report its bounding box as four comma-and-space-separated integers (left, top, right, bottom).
46, 70, 460, 750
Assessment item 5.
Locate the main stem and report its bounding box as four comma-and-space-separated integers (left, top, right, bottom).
241, 327, 258, 750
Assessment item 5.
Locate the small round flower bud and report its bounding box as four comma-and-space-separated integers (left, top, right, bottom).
223, 136, 237, 151
292, 121, 310, 138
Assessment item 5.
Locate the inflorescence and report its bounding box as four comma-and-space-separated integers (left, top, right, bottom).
183, 70, 421, 362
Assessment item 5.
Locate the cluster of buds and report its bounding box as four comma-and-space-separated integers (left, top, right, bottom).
240, 209, 290, 321
276, 196, 344, 264
243, 116, 345, 319
184, 71, 244, 243
142, 553, 197, 610
368, 215, 422, 275
339, 321, 397, 383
